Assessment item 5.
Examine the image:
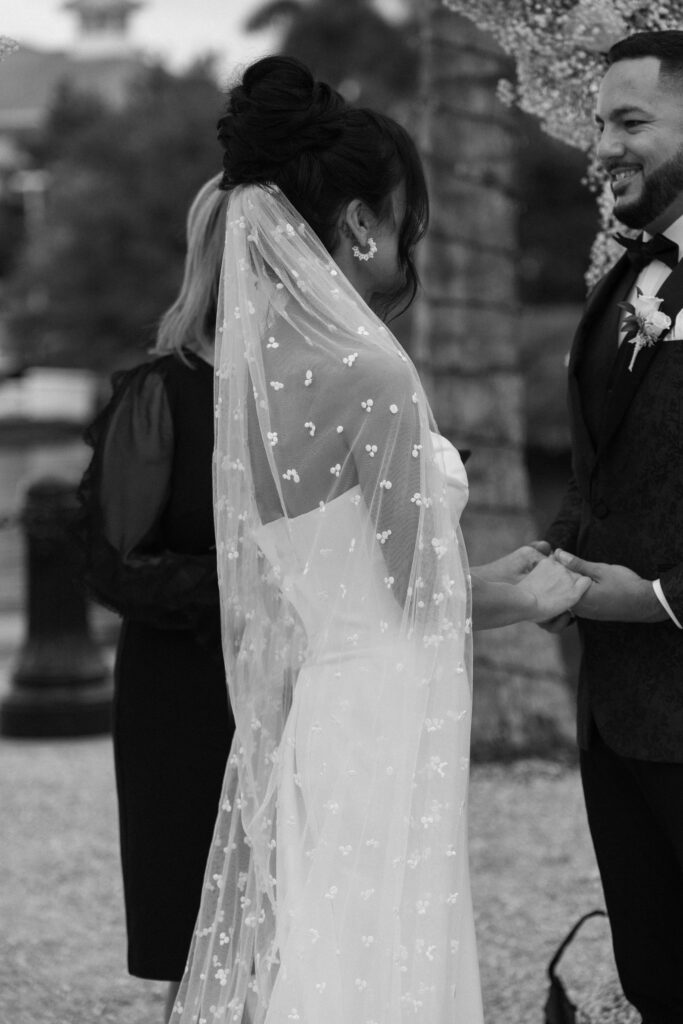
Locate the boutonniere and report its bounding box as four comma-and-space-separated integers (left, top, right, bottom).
618, 289, 672, 371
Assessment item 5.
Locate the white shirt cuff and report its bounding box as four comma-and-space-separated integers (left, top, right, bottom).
653, 579, 683, 629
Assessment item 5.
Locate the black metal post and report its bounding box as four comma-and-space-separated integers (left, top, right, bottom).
0, 477, 112, 737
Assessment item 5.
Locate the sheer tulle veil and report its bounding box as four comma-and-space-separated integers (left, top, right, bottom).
171, 182, 478, 1023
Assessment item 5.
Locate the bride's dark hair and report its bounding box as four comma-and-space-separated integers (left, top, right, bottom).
217, 55, 428, 317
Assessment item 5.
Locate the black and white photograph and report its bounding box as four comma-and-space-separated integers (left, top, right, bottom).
2, 2, 683, 1022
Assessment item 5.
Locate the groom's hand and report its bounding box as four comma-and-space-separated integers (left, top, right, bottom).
529, 543, 576, 632
553, 550, 667, 623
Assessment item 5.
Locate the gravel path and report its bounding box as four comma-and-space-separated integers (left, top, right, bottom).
1, 738, 638, 1024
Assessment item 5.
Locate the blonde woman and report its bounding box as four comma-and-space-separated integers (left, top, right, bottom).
78, 175, 233, 1020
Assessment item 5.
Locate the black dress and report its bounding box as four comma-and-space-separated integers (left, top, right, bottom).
78, 350, 234, 981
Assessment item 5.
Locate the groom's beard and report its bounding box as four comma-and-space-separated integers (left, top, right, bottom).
615, 144, 683, 229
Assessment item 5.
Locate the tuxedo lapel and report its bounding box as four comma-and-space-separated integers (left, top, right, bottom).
567, 363, 597, 465
567, 254, 632, 464
598, 257, 683, 455
568, 254, 632, 376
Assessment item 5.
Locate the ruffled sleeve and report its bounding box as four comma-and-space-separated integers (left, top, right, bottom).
76, 362, 220, 637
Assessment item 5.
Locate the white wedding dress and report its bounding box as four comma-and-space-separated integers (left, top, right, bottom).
251, 435, 483, 1023
172, 185, 483, 1024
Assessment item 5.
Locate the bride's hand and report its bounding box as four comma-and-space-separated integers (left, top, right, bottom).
473, 541, 551, 584
516, 556, 591, 622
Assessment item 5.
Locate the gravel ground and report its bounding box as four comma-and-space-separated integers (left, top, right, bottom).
1, 738, 639, 1024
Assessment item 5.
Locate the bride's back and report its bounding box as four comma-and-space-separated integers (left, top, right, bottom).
248, 315, 421, 523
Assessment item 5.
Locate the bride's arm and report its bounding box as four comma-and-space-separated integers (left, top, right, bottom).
471, 557, 590, 631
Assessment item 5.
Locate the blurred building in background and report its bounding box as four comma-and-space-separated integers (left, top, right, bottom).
0, 0, 145, 141
0, 0, 147, 310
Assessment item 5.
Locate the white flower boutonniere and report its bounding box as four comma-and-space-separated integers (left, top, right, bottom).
618, 289, 672, 372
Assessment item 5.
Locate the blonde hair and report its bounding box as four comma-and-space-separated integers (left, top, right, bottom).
154, 173, 228, 359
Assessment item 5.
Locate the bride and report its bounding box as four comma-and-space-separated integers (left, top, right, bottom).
171, 56, 588, 1024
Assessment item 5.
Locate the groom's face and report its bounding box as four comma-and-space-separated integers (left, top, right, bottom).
596, 56, 683, 233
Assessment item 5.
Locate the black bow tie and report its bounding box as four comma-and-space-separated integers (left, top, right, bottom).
614, 232, 679, 271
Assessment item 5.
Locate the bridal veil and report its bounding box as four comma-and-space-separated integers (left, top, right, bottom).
171, 182, 478, 1024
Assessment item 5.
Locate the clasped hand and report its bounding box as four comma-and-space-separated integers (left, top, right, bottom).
549, 550, 666, 624
475, 543, 668, 628
516, 548, 591, 622
474, 542, 590, 623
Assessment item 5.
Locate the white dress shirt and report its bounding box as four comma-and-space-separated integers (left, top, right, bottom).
620, 214, 683, 628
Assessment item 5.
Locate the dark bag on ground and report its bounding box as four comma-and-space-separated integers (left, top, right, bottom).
544, 910, 607, 1024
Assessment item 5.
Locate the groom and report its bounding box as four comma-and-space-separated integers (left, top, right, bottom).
545, 31, 683, 1024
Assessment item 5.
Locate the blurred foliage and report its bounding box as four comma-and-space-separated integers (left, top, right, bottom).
0, 195, 24, 278
245, 0, 420, 120
6, 61, 224, 370
517, 114, 598, 304
3, 3, 599, 371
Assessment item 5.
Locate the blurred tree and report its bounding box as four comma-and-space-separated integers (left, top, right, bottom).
415, 2, 576, 759
517, 115, 597, 305
245, 0, 420, 120
0, 194, 24, 279
25, 80, 110, 168
6, 60, 224, 370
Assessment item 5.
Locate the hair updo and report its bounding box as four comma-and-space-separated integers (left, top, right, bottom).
217, 56, 429, 317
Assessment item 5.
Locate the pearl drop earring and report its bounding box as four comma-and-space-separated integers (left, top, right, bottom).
352, 237, 378, 262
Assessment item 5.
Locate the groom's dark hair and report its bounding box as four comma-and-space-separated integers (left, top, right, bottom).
607, 31, 683, 91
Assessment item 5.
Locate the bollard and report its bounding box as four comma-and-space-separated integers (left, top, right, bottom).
0, 477, 113, 738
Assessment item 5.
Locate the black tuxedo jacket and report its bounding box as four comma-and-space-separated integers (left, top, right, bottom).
546, 252, 683, 762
